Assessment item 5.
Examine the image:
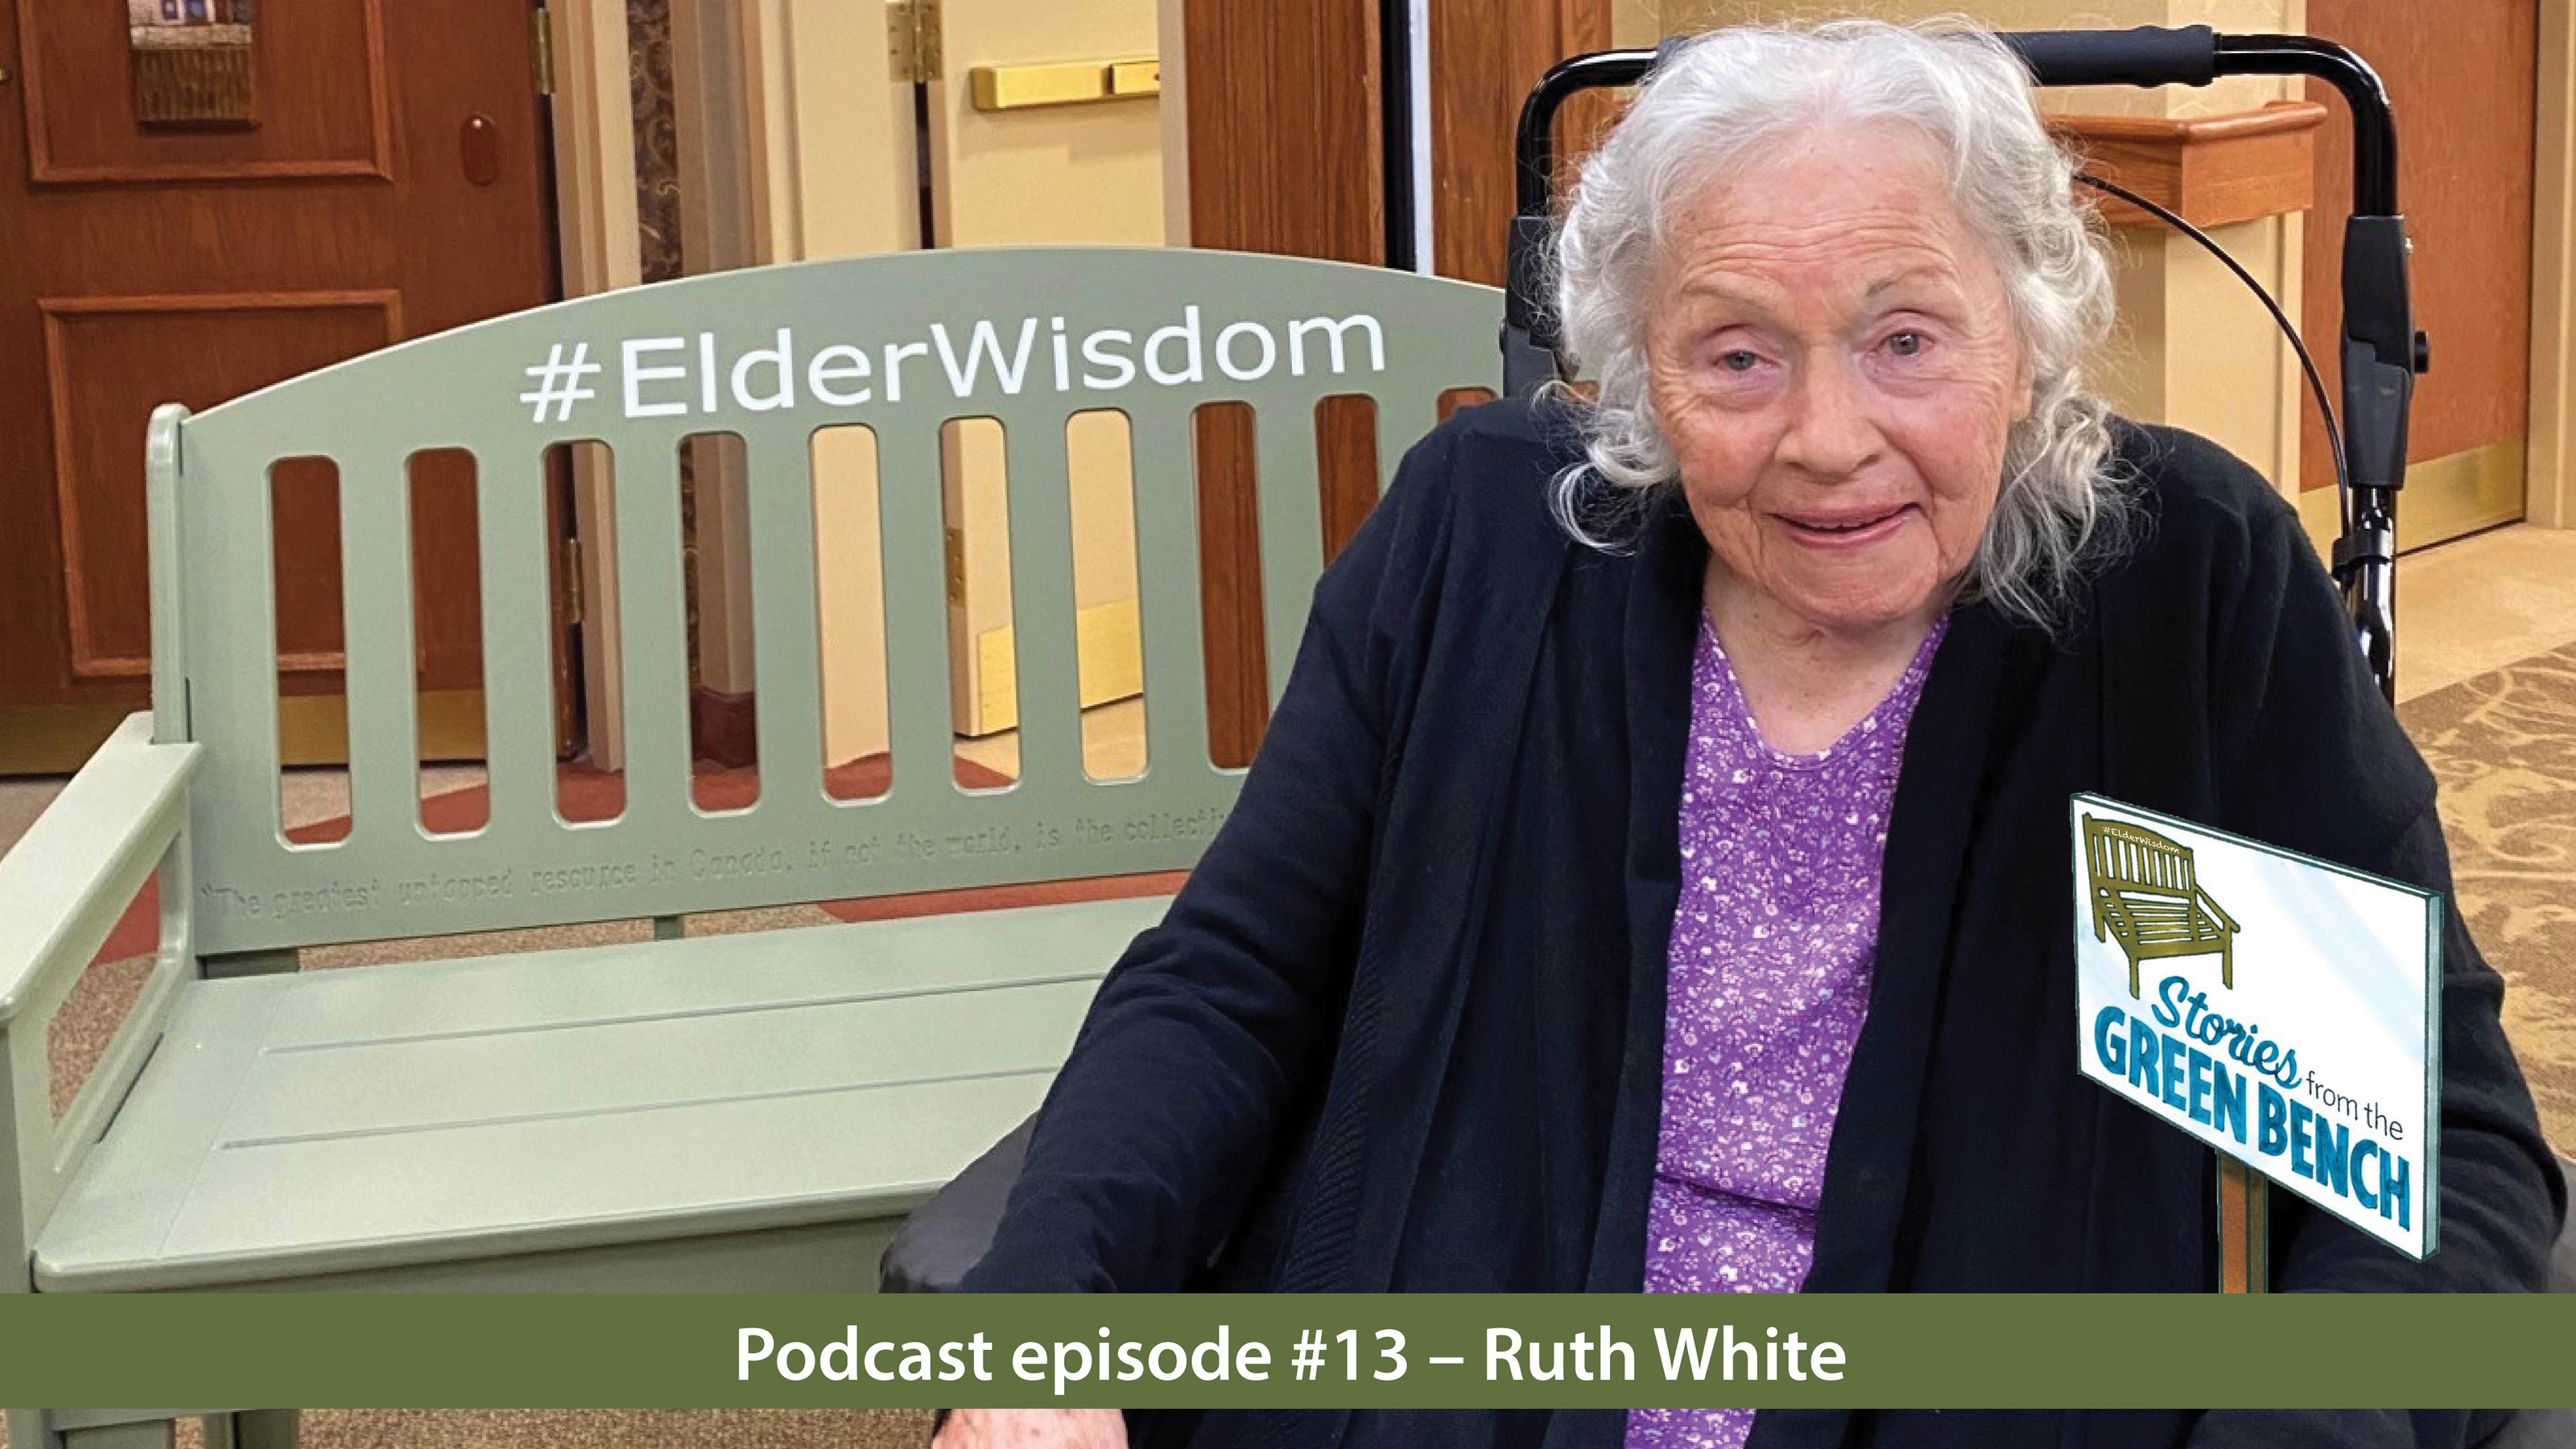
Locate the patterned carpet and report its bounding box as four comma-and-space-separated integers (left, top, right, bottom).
2398, 639, 2576, 1154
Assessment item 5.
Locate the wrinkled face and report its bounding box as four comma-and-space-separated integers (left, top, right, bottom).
1645, 121, 2033, 638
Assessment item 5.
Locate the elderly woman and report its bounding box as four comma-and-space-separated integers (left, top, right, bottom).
939, 18, 2564, 1449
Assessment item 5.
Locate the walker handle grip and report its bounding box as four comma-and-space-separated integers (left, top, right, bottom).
2001, 26, 2218, 89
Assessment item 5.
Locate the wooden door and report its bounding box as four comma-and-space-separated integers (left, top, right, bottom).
0, 0, 561, 773
2301, 2, 2537, 547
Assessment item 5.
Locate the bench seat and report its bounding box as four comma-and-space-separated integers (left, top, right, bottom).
34, 894, 1166, 1292
2095, 897, 2228, 947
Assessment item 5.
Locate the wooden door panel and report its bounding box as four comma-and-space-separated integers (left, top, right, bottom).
40, 294, 398, 682
16, 0, 391, 183
16, 0, 390, 183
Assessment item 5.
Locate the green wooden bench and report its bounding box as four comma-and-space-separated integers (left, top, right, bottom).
2081, 811, 2242, 997
0, 247, 1498, 1301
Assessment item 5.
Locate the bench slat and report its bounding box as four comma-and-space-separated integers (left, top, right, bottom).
262, 895, 1158, 1044
477, 449, 560, 838
742, 423, 828, 813
876, 424, 957, 801
170, 1071, 1055, 1282
230, 976, 1100, 1142
1129, 402, 1214, 778
1253, 402, 1327, 708
340, 452, 423, 845
51, 1067, 1055, 1291
611, 440, 696, 833
2126, 922, 2219, 943
1001, 415, 1084, 790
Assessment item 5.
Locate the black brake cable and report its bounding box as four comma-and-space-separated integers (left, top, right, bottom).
2070, 170, 2354, 549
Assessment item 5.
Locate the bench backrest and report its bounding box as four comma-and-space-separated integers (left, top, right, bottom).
153, 248, 1501, 956
2083, 815, 2198, 898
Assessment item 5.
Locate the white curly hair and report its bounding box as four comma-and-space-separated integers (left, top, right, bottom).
1546, 15, 2135, 631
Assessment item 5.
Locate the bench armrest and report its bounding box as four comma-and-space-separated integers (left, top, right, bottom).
0, 715, 199, 1024
0, 712, 200, 1288
2191, 883, 2240, 933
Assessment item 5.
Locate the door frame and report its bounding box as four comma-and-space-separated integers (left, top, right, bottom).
2530, 0, 2575, 528
546, 0, 642, 767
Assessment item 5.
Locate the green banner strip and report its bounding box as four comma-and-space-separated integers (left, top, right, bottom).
2, 1295, 2568, 1409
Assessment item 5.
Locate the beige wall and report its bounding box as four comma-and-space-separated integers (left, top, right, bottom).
1605, 0, 2309, 499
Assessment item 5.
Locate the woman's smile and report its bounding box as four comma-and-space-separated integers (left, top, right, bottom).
1772, 502, 1920, 548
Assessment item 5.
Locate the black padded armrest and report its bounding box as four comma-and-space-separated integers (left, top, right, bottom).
2554, 1158, 2576, 1294
2471, 1157, 2576, 1449
879, 1114, 1038, 1294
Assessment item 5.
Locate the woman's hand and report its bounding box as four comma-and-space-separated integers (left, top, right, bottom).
931, 1409, 1127, 1448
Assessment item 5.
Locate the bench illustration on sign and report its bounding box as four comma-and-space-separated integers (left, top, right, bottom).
2082, 813, 2243, 996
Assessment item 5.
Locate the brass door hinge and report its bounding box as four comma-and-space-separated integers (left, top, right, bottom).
943, 526, 967, 604
562, 535, 585, 625
530, 6, 555, 97
889, 0, 943, 85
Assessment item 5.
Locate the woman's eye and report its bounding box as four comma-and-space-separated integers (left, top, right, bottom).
1716, 349, 1762, 373
1885, 330, 1926, 358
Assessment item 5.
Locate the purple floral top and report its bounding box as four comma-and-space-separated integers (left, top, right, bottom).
1623, 611, 1946, 1449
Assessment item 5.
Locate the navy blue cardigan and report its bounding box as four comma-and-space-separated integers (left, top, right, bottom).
960, 398, 2564, 1449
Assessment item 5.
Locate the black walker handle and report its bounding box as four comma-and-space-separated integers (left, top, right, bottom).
2006, 25, 2216, 88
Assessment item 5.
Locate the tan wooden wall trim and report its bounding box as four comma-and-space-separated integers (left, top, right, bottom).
2529, 0, 2575, 529
2050, 100, 2328, 230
